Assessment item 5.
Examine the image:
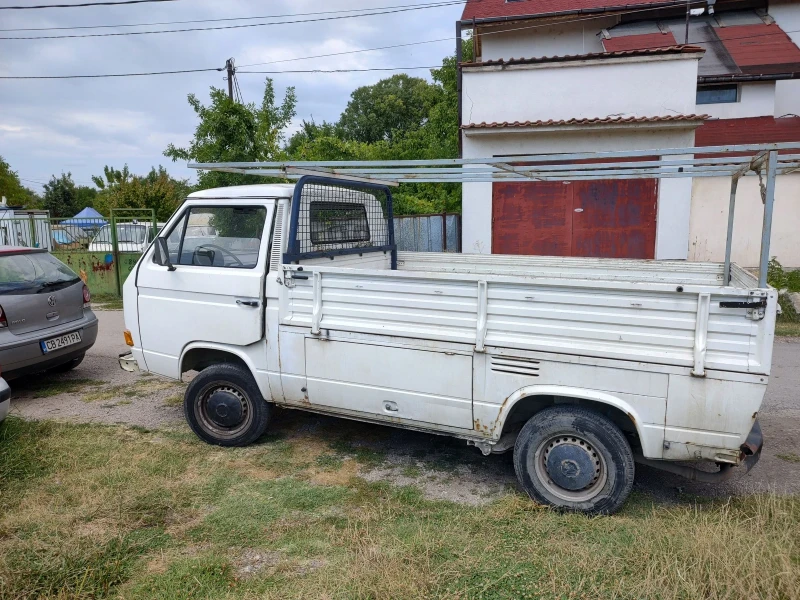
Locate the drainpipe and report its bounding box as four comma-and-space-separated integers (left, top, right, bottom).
456, 21, 463, 158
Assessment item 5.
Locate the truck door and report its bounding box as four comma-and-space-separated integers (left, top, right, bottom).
136, 201, 271, 378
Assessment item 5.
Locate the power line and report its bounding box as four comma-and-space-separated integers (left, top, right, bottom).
0, 66, 221, 79
0, 0, 182, 9
238, 66, 441, 74
0, 65, 440, 79
2, 2, 795, 80
0, 0, 464, 32
0, 2, 466, 40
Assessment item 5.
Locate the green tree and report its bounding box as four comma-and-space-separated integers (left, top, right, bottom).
337, 74, 436, 144
75, 185, 97, 210
92, 164, 190, 222
0, 156, 34, 206
165, 79, 297, 190
42, 173, 79, 218
285, 41, 473, 215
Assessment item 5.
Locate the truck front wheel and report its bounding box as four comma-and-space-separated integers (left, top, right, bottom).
184, 364, 270, 447
513, 405, 635, 515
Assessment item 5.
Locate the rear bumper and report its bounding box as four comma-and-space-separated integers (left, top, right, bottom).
635, 420, 763, 483
0, 312, 99, 380
0, 378, 10, 422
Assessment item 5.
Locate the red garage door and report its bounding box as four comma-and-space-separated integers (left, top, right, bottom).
492, 179, 658, 259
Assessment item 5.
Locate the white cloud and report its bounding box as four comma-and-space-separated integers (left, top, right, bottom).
1, 0, 464, 190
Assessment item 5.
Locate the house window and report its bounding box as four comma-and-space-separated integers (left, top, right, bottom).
697, 84, 739, 104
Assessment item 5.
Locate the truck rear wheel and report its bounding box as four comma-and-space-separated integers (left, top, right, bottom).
513, 405, 635, 515
184, 364, 270, 447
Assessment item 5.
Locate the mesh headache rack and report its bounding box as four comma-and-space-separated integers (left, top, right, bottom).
190, 142, 800, 287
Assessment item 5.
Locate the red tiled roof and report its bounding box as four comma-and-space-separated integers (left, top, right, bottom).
461, 0, 675, 22
695, 116, 800, 148
461, 44, 704, 68
603, 32, 677, 52
717, 24, 800, 75
462, 115, 709, 129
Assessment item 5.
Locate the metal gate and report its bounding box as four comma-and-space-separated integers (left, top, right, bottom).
0, 208, 157, 297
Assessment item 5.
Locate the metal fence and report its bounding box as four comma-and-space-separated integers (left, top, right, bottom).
0, 208, 156, 296
394, 213, 461, 253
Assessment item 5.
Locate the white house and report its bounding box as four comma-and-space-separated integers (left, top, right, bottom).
458, 0, 800, 266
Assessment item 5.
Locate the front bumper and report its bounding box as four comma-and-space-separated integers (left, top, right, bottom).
118, 352, 140, 372
0, 312, 99, 380
0, 377, 10, 422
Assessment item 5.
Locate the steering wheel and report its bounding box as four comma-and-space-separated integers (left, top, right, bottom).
193, 244, 244, 267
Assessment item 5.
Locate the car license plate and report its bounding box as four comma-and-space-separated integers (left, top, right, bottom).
40, 331, 82, 354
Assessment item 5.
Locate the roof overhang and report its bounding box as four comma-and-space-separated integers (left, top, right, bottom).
462, 115, 709, 136
459, 1, 692, 26
461, 46, 704, 73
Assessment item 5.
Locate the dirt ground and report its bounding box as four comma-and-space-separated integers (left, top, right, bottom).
9, 310, 800, 505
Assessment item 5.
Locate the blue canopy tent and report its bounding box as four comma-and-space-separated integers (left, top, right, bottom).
62, 207, 107, 230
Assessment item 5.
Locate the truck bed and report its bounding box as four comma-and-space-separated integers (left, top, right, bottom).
281, 252, 776, 376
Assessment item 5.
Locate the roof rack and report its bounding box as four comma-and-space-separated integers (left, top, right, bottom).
190, 142, 800, 288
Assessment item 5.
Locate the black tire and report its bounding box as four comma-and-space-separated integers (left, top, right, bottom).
49, 353, 85, 373
184, 364, 270, 447
513, 405, 635, 515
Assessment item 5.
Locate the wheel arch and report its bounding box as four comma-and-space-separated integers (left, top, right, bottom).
180, 342, 256, 379
495, 385, 647, 453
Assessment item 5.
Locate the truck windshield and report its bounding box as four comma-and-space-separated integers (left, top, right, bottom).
0, 252, 81, 295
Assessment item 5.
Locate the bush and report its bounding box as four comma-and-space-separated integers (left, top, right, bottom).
768, 258, 800, 323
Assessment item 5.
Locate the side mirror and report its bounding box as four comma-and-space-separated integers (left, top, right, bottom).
154, 238, 176, 271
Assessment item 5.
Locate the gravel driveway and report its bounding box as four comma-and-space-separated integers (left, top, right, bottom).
8, 310, 800, 504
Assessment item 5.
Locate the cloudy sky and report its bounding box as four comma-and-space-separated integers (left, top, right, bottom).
0, 0, 464, 193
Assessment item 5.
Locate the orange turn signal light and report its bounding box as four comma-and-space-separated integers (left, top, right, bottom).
123, 330, 134, 347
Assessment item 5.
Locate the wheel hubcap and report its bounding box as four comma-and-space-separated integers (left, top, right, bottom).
544, 439, 599, 491
206, 389, 245, 427
534, 435, 607, 502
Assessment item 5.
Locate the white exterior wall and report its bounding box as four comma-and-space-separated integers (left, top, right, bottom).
699, 81, 776, 119
461, 53, 701, 259
689, 174, 800, 268
462, 127, 697, 258
462, 55, 700, 124
478, 18, 616, 62
766, 1, 800, 117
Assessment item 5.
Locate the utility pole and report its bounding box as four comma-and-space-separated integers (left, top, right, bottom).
226, 58, 234, 101
684, 0, 691, 44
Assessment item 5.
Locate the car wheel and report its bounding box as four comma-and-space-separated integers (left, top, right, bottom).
184, 364, 270, 447
513, 405, 635, 515
49, 353, 85, 373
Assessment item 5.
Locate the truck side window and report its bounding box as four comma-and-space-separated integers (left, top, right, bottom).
178, 206, 267, 269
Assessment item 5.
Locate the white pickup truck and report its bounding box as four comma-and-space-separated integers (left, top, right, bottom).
120, 176, 772, 514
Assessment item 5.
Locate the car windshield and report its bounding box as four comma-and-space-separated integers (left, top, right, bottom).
92, 224, 147, 245
0, 252, 81, 295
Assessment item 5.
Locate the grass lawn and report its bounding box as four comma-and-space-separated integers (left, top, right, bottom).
90, 293, 124, 311
1, 417, 798, 600
777, 321, 800, 337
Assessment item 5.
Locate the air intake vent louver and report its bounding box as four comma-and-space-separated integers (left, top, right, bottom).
490, 356, 540, 377
270, 201, 286, 272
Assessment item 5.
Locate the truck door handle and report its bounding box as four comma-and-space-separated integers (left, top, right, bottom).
236, 300, 259, 307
